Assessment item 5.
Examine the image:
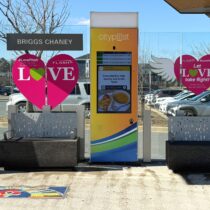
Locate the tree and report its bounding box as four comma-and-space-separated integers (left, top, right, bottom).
0, 0, 70, 57
192, 42, 210, 58
0, 58, 10, 72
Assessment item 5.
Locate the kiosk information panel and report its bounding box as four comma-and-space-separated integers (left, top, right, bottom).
90, 12, 138, 162
97, 52, 131, 113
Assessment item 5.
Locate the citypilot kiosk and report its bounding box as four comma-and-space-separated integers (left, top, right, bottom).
90, 12, 139, 162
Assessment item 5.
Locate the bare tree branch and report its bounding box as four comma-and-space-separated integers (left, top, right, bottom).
192, 42, 210, 58
0, 0, 71, 57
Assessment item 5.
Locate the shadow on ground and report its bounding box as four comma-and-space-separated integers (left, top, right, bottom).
179, 173, 210, 185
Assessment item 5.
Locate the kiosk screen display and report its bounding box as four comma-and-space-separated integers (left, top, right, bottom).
97, 52, 131, 113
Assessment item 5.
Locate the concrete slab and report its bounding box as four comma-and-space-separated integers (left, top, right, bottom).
0, 165, 210, 210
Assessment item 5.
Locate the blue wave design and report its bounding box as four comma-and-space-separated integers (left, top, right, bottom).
92, 122, 137, 144
91, 142, 138, 162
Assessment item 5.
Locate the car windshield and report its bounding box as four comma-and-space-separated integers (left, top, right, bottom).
189, 91, 210, 101
174, 91, 190, 99
182, 93, 195, 100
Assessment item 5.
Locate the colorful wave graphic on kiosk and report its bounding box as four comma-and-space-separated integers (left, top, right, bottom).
91, 123, 138, 162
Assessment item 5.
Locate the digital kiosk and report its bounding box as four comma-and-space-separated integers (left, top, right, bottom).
90, 12, 139, 162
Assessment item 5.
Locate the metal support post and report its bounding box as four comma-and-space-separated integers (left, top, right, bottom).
143, 109, 151, 162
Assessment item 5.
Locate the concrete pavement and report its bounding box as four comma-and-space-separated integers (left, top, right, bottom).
0, 165, 210, 210
0, 95, 9, 101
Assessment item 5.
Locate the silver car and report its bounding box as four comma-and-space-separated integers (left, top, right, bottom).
168, 90, 210, 116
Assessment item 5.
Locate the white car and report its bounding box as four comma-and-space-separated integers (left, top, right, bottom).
144, 90, 159, 105
154, 90, 187, 110
6, 81, 90, 112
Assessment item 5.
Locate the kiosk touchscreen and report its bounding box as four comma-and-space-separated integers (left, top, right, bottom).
97, 52, 131, 113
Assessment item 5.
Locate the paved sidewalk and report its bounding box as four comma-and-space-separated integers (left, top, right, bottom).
0, 165, 210, 210
0, 95, 8, 101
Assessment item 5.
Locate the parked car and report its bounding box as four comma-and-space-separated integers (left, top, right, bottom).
159, 91, 195, 113
154, 90, 188, 109
150, 88, 182, 106
6, 82, 90, 112
168, 90, 210, 116
144, 90, 158, 105
0, 86, 19, 96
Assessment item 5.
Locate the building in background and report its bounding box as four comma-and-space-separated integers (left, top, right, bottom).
76, 54, 90, 81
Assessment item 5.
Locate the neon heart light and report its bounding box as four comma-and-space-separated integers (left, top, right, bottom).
174, 55, 210, 95
12, 54, 79, 109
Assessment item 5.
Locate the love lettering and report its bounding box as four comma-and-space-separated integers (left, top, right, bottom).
18, 67, 76, 81
182, 68, 210, 77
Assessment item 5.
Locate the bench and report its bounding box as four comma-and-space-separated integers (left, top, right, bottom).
0, 104, 85, 169
166, 116, 210, 172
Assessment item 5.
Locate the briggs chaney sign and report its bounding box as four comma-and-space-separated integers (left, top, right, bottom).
7, 34, 83, 50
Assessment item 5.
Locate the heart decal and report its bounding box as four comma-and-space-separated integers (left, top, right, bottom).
30, 68, 45, 81
46, 54, 79, 109
12, 54, 79, 110
13, 54, 46, 109
174, 55, 210, 95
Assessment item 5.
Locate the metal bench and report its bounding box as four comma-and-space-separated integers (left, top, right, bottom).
166, 116, 210, 172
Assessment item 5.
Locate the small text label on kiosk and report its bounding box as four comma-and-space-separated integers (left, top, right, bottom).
98, 33, 129, 42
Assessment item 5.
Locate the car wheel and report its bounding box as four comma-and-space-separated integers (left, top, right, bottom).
16, 102, 27, 113
184, 109, 196, 116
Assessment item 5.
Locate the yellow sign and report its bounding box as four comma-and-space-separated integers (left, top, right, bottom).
90, 15, 138, 162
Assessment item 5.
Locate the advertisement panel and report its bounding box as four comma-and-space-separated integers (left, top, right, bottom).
97, 52, 131, 113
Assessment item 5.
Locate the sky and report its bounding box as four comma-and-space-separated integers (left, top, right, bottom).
68, 0, 210, 32
2, 0, 210, 60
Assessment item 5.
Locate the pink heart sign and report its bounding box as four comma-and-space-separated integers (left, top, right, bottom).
174, 55, 210, 95
12, 54, 79, 110
12, 54, 46, 109
46, 54, 79, 109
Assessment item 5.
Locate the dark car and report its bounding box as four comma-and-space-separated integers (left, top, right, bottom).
0, 86, 19, 96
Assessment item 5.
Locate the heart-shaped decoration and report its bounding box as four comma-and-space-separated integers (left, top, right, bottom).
12, 54, 46, 109
12, 53, 79, 110
46, 54, 79, 109
30, 68, 45, 81
174, 55, 210, 95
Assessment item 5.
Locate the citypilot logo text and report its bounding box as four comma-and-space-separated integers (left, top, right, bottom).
98, 33, 129, 42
